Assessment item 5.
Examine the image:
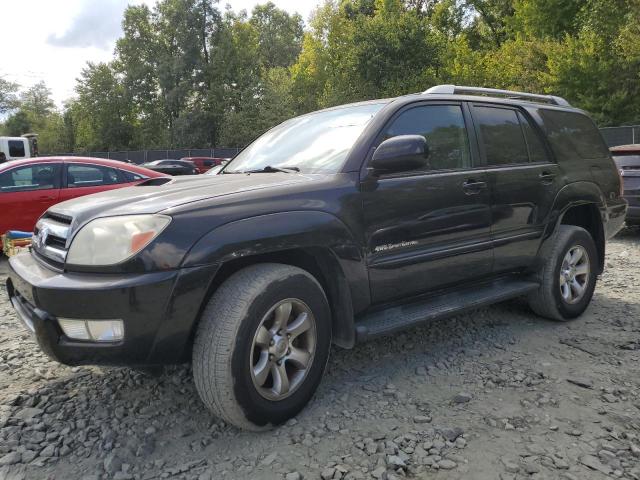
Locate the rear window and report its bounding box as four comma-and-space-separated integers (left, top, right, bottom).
8, 140, 26, 158
538, 109, 610, 160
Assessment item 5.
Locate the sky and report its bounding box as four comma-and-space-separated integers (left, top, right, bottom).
1, 0, 318, 109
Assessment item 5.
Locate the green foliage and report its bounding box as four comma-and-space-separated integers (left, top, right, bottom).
0, 77, 19, 114
3, 0, 639, 153
3, 111, 31, 137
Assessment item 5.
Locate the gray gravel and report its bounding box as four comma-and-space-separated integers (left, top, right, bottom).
1, 229, 640, 480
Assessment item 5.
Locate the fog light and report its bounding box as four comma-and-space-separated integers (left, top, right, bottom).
58, 319, 91, 340
58, 319, 124, 342
87, 320, 124, 342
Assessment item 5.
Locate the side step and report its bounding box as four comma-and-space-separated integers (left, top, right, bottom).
355, 278, 539, 342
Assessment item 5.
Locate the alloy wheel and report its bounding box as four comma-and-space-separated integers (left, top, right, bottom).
250, 299, 317, 400
559, 245, 590, 304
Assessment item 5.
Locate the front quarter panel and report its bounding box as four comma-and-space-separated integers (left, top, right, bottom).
182, 210, 370, 314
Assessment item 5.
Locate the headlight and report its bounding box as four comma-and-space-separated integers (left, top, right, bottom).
66, 215, 171, 266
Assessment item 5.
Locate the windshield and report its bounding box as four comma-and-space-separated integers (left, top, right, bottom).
224, 102, 386, 174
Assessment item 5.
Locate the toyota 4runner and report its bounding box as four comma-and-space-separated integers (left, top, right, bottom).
6, 85, 626, 430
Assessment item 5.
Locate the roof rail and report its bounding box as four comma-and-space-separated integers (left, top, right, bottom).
423, 84, 571, 107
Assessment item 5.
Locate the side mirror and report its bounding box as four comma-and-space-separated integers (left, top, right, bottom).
370, 135, 429, 174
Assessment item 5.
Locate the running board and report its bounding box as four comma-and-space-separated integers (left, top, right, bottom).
355, 279, 539, 342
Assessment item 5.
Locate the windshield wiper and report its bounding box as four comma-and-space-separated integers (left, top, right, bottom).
241, 165, 300, 174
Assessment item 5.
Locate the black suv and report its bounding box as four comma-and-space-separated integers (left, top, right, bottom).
6, 85, 626, 430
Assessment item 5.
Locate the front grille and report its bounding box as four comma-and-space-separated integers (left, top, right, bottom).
45, 235, 67, 249
42, 211, 72, 225
32, 212, 73, 265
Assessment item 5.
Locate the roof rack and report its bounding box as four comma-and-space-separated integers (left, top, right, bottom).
423, 84, 571, 107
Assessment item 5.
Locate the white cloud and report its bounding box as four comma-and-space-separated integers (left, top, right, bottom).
1, 0, 319, 109
47, 0, 130, 49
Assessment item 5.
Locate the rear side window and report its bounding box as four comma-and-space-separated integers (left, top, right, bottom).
517, 112, 549, 163
0, 164, 60, 192
8, 140, 26, 158
538, 109, 609, 160
67, 164, 120, 188
383, 104, 471, 170
474, 106, 529, 165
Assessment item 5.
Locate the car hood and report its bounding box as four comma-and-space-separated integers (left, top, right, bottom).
49, 173, 318, 226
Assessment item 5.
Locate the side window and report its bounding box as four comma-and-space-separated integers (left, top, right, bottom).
517, 112, 549, 163
474, 106, 529, 165
0, 164, 60, 192
119, 169, 146, 182
8, 140, 26, 158
383, 105, 471, 170
537, 109, 610, 160
204, 160, 214, 167
67, 164, 119, 188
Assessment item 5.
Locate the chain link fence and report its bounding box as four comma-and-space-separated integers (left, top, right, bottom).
600, 126, 640, 147
49, 148, 243, 164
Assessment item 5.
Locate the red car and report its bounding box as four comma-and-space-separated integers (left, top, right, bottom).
180, 157, 227, 174
0, 157, 167, 233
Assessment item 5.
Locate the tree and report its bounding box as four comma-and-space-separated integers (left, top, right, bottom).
41, 0, 640, 152
74, 63, 134, 151
3, 111, 31, 136
0, 77, 19, 114
115, 4, 166, 148
20, 82, 56, 120
250, 2, 304, 69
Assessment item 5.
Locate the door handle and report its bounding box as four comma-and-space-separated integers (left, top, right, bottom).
37, 195, 54, 200
462, 179, 487, 195
539, 171, 556, 184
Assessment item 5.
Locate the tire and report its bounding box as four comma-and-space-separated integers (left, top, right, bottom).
192, 263, 331, 430
527, 225, 598, 321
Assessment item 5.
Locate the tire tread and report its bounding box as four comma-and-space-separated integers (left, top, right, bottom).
527, 225, 595, 321
192, 263, 322, 430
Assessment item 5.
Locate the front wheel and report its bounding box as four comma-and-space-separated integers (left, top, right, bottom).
192, 263, 331, 430
527, 225, 598, 321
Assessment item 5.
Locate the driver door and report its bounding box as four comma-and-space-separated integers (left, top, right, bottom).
361, 102, 493, 303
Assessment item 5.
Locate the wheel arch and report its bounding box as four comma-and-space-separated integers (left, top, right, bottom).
182, 211, 370, 350
543, 182, 606, 274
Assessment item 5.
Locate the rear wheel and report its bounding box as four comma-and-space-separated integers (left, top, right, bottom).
527, 225, 598, 321
192, 263, 331, 430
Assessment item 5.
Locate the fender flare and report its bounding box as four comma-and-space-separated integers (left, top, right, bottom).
542, 181, 606, 241
539, 181, 606, 273
182, 210, 369, 348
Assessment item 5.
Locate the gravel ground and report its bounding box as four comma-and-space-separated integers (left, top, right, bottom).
1, 230, 639, 480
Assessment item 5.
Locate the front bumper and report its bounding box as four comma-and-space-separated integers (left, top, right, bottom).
6, 252, 218, 366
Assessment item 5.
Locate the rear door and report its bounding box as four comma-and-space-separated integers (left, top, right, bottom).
470, 103, 563, 273
59, 163, 125, 202
0, 163, 61, 232
361, 102, 493, 303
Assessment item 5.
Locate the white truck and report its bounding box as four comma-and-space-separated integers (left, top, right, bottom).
0, 135, 37, 162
